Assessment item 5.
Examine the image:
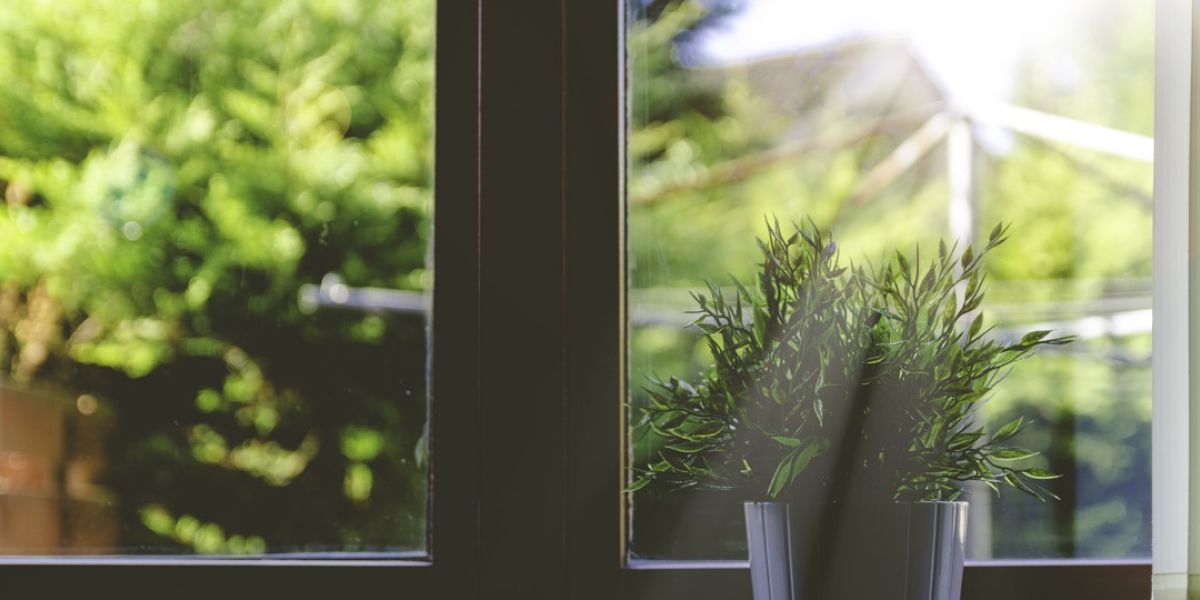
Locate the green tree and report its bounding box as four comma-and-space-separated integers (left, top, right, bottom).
0, 0, 434, 552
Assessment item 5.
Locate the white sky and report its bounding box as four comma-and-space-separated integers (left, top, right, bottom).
698, 0, 1085, 105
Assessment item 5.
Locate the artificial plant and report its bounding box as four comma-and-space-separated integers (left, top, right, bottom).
631, 219, 1069, 503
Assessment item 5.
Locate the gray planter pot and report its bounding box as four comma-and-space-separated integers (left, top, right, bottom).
744, 501, 967, 600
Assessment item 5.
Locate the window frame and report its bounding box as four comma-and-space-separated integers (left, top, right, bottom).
561, 1, 1155, 599
1151, 0, 1192, 593
0, 0, 1169, 597
0, 1, 480, 597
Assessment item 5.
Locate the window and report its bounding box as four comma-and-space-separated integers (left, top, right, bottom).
0, 0, 435, 557
0, 0, 479, 594
0, 0, 1176, 597
625, 0, 1152, 563
607, 0, 1153, 596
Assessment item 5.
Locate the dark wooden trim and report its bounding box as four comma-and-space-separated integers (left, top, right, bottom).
0, 562, 436, 599
621, 566, 750, 600
617, 561, 1152, 600
962, 561, 1151, 600
429, 0, 482, 596
476, 0, 567, 598
563, 0, 626, 598
564, 1, 628, 600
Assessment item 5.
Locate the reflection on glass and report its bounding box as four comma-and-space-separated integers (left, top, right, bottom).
628, 0, 1151, 560
0, 0, 433, 555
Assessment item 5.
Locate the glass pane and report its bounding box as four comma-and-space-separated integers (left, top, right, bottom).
627, 0, 1151, 560
0, 0, 433, 556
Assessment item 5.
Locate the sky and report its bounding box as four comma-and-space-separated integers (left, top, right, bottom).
696, 0, 1088, 106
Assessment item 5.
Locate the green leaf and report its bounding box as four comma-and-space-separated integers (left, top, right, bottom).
659, 412, 689, 431
766, 456, 793, 498
1003, 471, 1036, 496
948, 431, 983, 450
965, 270, 981, 300
626, 477, 652, 493
919, 268, 935, 292
1022, 468, 1061, 480
962, 294, 982, 313
771, 436, 803, 448
991, 417, 1024, 443
766, 442, 826, 499
1020, 330, 1052, 345
666, 441, 711, 453
991, 448, 1039, 461
968, 314, 984, 340
793, 442, 824, 471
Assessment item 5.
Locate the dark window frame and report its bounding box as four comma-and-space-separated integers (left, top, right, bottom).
0, 1, 1155, 598
0, 1, 480, 597
561, 2, 1152, 600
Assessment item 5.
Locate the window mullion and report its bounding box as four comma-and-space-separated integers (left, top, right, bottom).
563, 0, 627, 598
476, 1, 569, 598
429, 0, 482, 596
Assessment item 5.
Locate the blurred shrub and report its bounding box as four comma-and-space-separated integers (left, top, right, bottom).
0, 0, 433, 552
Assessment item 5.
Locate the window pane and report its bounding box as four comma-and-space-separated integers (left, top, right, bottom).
0, 0, 433, 556
627, 0, 1151, 560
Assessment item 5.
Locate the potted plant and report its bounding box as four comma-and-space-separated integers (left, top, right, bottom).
631, 219, 1067, 600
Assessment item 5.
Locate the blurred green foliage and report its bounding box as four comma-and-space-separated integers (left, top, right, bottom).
0, 0, 433, 552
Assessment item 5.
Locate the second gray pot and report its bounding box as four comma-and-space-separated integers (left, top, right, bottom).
744, 501, 967, 600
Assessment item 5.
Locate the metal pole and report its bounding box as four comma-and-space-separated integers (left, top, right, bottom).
947, 116, 977, 250
947, 115, 994, 558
